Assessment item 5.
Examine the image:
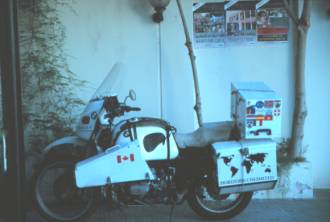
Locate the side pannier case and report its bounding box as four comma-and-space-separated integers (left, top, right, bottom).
212, 139, 277, 194
231, 82, 282, 139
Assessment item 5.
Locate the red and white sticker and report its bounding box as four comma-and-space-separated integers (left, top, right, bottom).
265, 115, 273, 120
117, 154, 135, 163
264, 100, 274, 108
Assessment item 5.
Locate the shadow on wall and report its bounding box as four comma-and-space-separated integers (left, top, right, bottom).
128, 0, 156, 24
312, 0, 330, 19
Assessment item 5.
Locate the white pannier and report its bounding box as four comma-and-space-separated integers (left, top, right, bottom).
231, 82, 282, 139
212, 139, 277, 194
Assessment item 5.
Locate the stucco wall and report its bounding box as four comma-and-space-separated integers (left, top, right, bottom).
304, 0, 330, 189
60, 0, 330, 189
59, 0, 195, 133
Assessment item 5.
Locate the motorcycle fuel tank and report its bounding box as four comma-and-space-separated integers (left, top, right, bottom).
75, 140, 154, 188
114, 118, 179, 161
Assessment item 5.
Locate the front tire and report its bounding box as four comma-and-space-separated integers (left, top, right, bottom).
187, 185, 252, 220
33, 159, 95, 222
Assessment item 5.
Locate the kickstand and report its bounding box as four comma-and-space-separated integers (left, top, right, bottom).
169, 189, 188, 222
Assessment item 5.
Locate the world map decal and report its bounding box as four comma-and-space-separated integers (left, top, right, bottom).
221, 152, 271, 178
242, 153, 267, 173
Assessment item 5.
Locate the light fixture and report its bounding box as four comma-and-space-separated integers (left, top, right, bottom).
148, 0, 171, 23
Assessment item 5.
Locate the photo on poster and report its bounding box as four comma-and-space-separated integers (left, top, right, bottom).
225, 9, 257, 45
224, 0, 257, 45
256, 8, 289, 42
193, 2, 226, 48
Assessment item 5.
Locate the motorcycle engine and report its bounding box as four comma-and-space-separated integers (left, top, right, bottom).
128, 168, 172, 203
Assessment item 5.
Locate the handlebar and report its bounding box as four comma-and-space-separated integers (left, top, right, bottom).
104, 105, 141, 120
123, 106, 141, 112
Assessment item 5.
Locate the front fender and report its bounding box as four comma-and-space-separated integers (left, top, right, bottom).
42, 136, 88, 158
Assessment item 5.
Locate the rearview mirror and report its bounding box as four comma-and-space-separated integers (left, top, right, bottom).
124, 89, 136, 104
128, 89, 136, 101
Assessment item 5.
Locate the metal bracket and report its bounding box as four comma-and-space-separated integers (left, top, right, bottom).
1, 130, 7, 172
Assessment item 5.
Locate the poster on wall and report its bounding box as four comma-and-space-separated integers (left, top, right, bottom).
193, 3, 226, 48
192, 1, 289, 47
256, 8, 289, 42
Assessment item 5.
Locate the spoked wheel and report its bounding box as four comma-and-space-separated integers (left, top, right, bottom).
188, 185, 252, 220
34, 160, 95, 222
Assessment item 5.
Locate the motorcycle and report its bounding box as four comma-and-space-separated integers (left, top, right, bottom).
33, 63, 277, 222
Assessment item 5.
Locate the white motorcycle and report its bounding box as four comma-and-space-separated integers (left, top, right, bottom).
33, 63, 277, 222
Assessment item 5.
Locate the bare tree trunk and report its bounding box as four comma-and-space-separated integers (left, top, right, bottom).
283, 0, 311, 159
176, 0, 203, 127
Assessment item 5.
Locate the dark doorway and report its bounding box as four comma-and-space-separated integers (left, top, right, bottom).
0, 0, 26, 221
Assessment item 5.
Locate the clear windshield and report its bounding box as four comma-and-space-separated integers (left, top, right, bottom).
91, 63, 127, 100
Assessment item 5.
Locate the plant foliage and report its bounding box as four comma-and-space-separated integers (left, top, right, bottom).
18, 0, 85, 152
276, 138, 306, 176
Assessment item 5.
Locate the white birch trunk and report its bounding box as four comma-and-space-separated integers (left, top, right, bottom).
176, 0, 203, 127
283, 0, 311, 159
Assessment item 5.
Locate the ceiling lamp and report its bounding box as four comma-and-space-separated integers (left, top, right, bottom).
148, 0, 171, 23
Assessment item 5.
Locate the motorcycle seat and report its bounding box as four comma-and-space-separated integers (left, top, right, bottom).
174, 121, 233, 149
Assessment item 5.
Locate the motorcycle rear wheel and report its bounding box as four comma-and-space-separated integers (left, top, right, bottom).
187, 185, 253, 220
33, 159, 96, 222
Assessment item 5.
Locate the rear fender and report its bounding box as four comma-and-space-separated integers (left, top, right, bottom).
42, 136, 90, 161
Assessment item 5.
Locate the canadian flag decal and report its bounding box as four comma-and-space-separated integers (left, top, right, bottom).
117, 154, 134, 163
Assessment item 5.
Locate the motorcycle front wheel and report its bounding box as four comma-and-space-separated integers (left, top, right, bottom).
187, 185, 253, 220
33, 159, 95, 222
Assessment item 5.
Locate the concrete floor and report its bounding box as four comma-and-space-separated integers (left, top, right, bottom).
27, 199, 330, 222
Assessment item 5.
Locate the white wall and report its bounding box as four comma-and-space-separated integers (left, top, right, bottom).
160, 1, 196, 132
60, 0, 195, 133
60, 0, 330, 188
60, 0, 162, 120
304, 0, 330, 189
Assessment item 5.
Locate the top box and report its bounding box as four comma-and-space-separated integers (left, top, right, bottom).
231, 82, 282, 139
